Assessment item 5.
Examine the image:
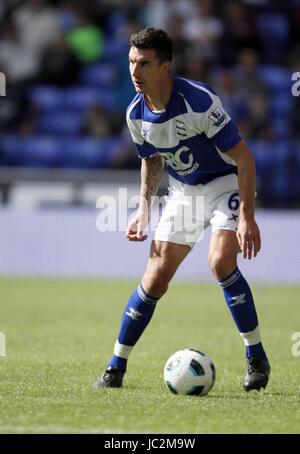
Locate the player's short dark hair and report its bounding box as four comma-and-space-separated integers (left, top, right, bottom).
129, 27, 173, 63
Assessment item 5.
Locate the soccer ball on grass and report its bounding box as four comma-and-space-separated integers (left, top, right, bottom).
164, 348, 215, 396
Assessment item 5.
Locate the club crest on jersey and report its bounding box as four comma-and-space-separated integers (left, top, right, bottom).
209, 108, 226, 126
142, 128, 149, 139
175, 119, 187, 137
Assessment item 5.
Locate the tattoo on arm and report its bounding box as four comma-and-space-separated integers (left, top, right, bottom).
140, 154, 164, 207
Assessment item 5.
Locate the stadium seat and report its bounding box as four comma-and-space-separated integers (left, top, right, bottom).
101, 39, 128, 62
1, 135, 23, 165
79, 63, 117, 88
257, 14, 289, 48
103, 11, 127, 37
269, 94, 293, 116
37, 110, 84, 136
1, 134, 122, 169
22, 136, 63, 167
272, 141, 293, 166
250, 140, 293, 174
251, 140, 294, 203
271, 169, 293, 199
28, 86, 65, 111
271, 117, 292, 140
64, 86, 118, 111
61, 137, 119, 169
1, 135, 62, 167
258, 66, 291, 92
294, 140, 300, 168
247, 140, 273, 175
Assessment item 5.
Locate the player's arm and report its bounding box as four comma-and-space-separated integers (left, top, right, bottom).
127, 154, 165, 241
225, 140, 261, 260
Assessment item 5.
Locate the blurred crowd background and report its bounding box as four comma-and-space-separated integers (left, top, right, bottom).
0, 0, 300, 208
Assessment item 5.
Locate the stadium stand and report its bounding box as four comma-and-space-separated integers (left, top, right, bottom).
0, 0, 299, 207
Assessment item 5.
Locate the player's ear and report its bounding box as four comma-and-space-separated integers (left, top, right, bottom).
161, 60, 172, 75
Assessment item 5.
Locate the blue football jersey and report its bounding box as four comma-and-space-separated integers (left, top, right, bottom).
126, 77, 241, 185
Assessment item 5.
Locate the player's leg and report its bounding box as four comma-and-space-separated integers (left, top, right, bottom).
93, 240, 190, 388
141, 240, 190, 295
108, 240, 190, 371
208, 229, 270, 391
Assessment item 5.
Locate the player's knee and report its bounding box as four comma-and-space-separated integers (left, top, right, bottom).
208, 252, 236, 280
143, 270, 170, 298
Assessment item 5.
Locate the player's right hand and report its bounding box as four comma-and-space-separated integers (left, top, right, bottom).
126, 211, 149, 241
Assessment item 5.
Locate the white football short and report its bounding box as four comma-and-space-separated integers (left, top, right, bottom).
154, 173, 240, 248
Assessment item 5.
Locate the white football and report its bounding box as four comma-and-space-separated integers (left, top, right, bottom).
164, 348, 215, 396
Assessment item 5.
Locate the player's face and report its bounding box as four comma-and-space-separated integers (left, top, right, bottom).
129, 46, 170, 94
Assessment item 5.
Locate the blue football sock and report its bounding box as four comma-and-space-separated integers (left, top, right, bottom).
218, 268, 267, 360
107, 284, 159, 372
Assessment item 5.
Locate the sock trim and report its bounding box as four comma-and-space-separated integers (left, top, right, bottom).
239, 326, 261, 346
114, 340, 133, 359
137, 283, 159, 304
218, 268, 241, 289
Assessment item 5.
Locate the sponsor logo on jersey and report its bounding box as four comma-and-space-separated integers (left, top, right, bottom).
160, 145, 199, 176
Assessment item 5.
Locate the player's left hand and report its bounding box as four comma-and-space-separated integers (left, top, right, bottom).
236, 216, 261, 260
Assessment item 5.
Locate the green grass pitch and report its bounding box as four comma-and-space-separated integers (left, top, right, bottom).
0, 278, 300, 434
